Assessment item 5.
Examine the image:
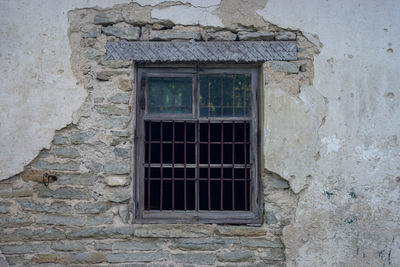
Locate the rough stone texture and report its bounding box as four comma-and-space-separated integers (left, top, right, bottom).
51, 241, 86, 251
104, 175, 129, 186
107, 252, 168, 263
103, 22, 140, 40
268, 61, 300, 74
74, 201, 112, 213
148, 26, 202, 41
238, 31, 275, 41
36, 214, 85, 226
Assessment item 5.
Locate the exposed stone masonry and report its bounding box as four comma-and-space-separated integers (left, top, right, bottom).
0, 2, 316, 266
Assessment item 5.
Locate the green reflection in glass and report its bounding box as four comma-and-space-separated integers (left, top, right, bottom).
199, 74, 251, 117
148, 77, 192, 114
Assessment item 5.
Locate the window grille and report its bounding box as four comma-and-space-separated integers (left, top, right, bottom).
134, 66, 261, 224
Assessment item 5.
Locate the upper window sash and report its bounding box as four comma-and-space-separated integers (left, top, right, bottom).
139, 68, 258, 121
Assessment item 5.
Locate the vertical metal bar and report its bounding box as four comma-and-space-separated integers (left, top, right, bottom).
172, 121, 175, 210
244, 122, 248, 210
220, 121, 224, 210
184, 121, 187, 211
160, 121, 163, 211
208, 120, 211, 211
147, 122, 151, 210
196, 121, 199, 211
232, 121, 235, 211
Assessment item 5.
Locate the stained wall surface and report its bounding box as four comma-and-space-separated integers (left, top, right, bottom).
0, 0, 399, 266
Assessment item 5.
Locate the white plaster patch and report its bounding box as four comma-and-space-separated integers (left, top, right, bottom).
355, 144, 384, 161
151, 5, 223, 27
321, 135, 342, 154
133, 0, 221, 7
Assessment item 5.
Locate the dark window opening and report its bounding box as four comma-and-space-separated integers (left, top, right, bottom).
135, 66, 261, 224
144, 121, 250, 211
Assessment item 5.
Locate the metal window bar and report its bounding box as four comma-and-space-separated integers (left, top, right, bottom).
144, 121, 251, 211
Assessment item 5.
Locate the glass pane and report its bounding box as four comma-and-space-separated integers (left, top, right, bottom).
199, 74, 251, 117
148, 77, 192, 114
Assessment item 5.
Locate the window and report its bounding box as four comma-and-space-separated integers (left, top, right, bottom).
134, 66, 261, 224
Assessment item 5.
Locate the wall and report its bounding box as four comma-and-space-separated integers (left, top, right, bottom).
0, 0, 399, 266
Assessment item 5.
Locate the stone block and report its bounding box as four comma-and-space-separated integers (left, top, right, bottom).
0, 214, 33, 227
104, 161, 130, 175
114, 147, 131, 159
104, 116, 131, 129
134, 224, 214, 238
32, 160, 80, 171
103, 22, 140, 40
87, 214, 114, 226
95, 104, 130, 116
275, 31, 296, 41
36, 214, 85, 227
11, 185, 33, 197
118, 205, 129, 223
32, 254, 71, 265
268, 61, 300, 74
53, 134, 69, 145
82, 47, 104, 61
56, 173, 97, 186
52, 146, 80, 159
71, 130, 96, 144
109, 92, 131, 104
260, 248, 285, 261
82, 25, 102, 38
0, 243, 50, 254
100, 60, 132, 69
48, 201, 73, 213
51, 241, 85, 251
71, 252, 107, 264
149, 29, 201, 41
0, 201, 12, 213
238, 31, 274, 41
217, 250, 254, 262
106, 252, 168, 263
74, 201, 112, 214
112, 239, 163, 251
68, 226, 134, 239
216, 226, 267, 237
3, 228, 66, 242
111, 130, 130, 137
173, 253, 216, 265
204, 31, 237, 41
94, 97, 104, 103
36, 186, 90, 200
95, 242, 112, 250
240, 238, 283, 248
21, 169, 56, 185
118, 78, 132, 91
107, 191, 131, 203
266, 210, 278, 224
172, 238, 232, 251
104, 175, 129, 186
94, 12, 122, 25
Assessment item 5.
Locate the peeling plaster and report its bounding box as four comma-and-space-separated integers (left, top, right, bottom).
133, 0, 221, 8
151, 4, 223, 27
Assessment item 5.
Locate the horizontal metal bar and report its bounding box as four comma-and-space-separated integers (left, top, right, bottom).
144, 164, 251, 168
146, 177, 250, 181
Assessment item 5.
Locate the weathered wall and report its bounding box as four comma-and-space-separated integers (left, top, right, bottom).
0, 0, 399, 266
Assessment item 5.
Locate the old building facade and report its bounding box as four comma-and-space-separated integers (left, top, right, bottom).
0, 0, 399, 266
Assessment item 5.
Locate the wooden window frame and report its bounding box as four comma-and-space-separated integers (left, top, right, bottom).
133, 64, 262, 224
